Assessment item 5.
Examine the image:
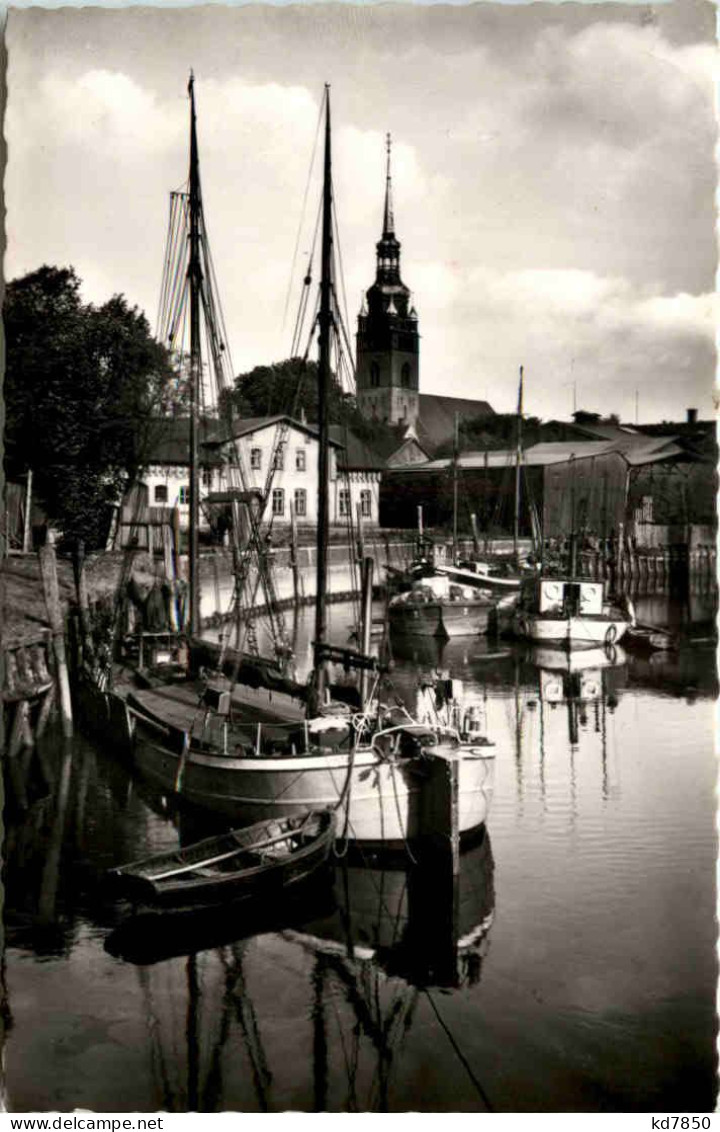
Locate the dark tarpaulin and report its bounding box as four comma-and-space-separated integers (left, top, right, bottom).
189, 637, 309, 702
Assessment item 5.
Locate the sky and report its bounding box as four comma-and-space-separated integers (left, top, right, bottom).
5, 0, 717, 423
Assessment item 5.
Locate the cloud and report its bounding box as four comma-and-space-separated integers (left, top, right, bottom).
413, 265, 715, 420
5, 6, 716, 424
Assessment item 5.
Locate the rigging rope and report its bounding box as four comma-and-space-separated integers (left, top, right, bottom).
422, 988, 494, 1111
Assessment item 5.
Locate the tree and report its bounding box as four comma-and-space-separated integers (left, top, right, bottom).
220, 357, 352, 423
4, 266, 175, 548
221, 355, 402, 449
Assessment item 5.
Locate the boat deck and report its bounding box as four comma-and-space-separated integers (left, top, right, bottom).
123, 678, 307, 734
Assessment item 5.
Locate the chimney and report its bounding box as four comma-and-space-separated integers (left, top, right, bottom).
687, 408, 698, 424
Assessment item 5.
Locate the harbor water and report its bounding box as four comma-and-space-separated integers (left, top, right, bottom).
2, 594, 717, 1112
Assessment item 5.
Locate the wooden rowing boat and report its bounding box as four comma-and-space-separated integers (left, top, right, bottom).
106, 811, 336, 907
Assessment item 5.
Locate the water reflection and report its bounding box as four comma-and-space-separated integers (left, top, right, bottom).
2, 596, 717, 1112
100, 834, 494, 1111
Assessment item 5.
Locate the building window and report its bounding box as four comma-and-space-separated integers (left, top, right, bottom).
201, 468, 212, 489
294, 488, 307, 517
250, 448, 262, 470
338, 489, 351, 517
154, 484, 168, 504
273, 444, 285, 471
360, 489, 372, 518
179, 485, 189, 505
295, 448, 306, 472
370, 362, 380, 388
401, 362, 411, 388
272, 488, 285, 517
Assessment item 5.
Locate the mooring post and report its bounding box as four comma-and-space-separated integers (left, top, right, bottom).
416, 750, 460, 877
39, 535, 74, 739
73, 539, 95, 669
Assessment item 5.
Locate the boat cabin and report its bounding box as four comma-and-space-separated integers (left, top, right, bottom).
523, 577, 605, 617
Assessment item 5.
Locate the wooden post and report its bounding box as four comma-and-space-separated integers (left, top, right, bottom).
73, 539, 95, 669
356, 501, 365, 564
289, 500, 300, 604
35, 685, 56, 739
38, 536, 73, 738
22, 468, 33, 554
416, 751, 460, 877
172, 506, 182, 569
162, 522, 174, 582
359, 556, 374, 706
470, 513, 480, 556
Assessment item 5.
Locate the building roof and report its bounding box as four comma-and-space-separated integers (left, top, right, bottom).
417, 393, 495, 451
226, 414, 340, 446
388, 436, 690, 475
143, 413, 345, 467
368, 427, 431, 465
328, 425, 385, 471
143, 416, 224, 466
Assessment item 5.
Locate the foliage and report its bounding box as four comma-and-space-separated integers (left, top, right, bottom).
220, 357, 350, 423
220, 356, 400, 450
4, 266, 176, 548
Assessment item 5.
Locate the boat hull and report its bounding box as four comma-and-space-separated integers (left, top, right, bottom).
109, 812, 335, 907
513, 613, 629, 646
389, 600, 493, 639
131, 724, 495, 844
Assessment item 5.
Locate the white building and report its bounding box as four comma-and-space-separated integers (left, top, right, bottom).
118, 415, 382, 547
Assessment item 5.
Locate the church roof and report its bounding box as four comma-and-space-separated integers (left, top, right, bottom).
417, 394, 495, 452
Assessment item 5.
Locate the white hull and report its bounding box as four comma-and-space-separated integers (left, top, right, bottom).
132, 729, 496, 844
514, 613, 629, 646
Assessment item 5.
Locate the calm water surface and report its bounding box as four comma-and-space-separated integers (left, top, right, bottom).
3, 596, 717, 1112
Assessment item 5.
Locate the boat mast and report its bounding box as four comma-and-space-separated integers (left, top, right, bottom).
452, 411, 459, 563
187, 73, 202, 636
314, 85, 333, 705
513, 365, 524, 565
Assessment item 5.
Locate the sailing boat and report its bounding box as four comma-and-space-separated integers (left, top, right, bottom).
94, 81, 496, 844
387, 376, 534, 630
511, 443, 631, 648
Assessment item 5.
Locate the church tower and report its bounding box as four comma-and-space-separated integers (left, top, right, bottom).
356, 136, 419, 427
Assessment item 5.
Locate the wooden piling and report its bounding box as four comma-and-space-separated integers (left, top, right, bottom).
416, 750, 460, 877
22, 468, 33, 554
73, 539, 96, 669
38, 537, 73, 738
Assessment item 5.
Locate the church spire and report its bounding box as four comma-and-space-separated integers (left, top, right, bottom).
383, 132, 395, 238
375, 132, 401, 288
